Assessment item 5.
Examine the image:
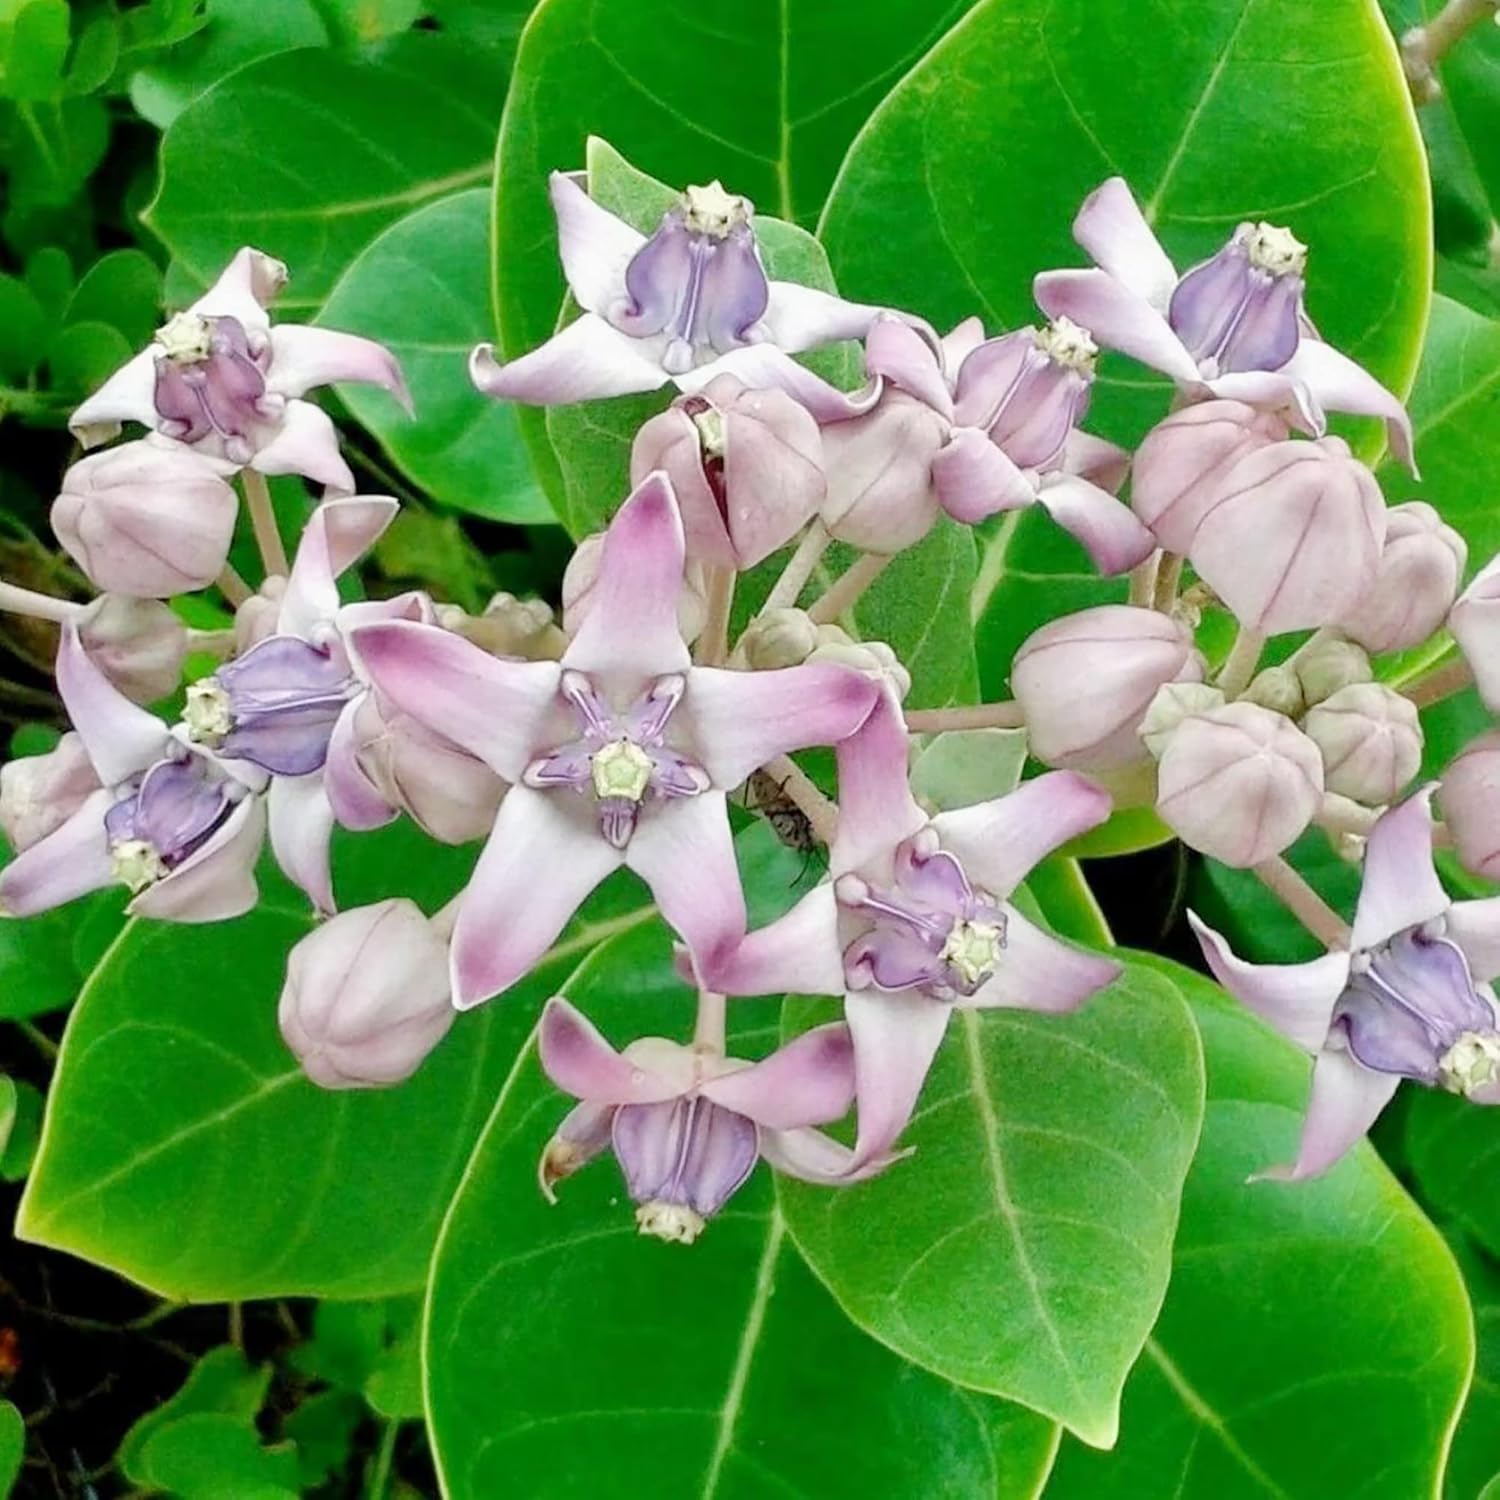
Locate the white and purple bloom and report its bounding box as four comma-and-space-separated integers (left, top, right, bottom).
470, 173, 885, 419
0, 625, 265, 922
70, 247, 409, 493
1191, 787, 1500, 1180
537, 997, 877, 1244
351, 472, 880, 1010
705, 688, 1121, 1169
1033, 178, 1414, 469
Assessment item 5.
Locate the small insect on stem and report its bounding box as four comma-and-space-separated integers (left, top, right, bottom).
742, 768, 827, 885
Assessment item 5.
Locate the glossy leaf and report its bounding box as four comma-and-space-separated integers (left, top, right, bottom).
0, 1078, 42, 1181
319, 189, 551, 524
424, 924, 1061, 1499
0, 1401, 20, 1499
1441, 1234, 1500, 1500
136, 1413, 299, 1500
780, 960, 1205, 1447
1408, 1085, 1500, 1267
1045, 955, 1473, 1498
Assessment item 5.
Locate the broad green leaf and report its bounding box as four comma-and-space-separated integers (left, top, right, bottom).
18, 821, 656, 1299
23, 244, 71, 317
910, 726, 1028, 812
0, 0, 70, 101
282, 1389, 363, 1490
318, 189, 551, 524
137, 1412, 299, 1500
0, 1401, 21, 1498
1408, 1086, 1500, 1265
292, 1300, 388, 1390
45, 318, 132, 394
0, 273, 46, 378
780, 960, 1204, 1447
65, 248, 163, 346
313, 0, 423, 45
1045, 955, 1473, 1498
4, 95, 109, 208
1441, 1235, 1500, 1500
424, 926, 1060, 1499
0, 1078, 41, 1180
146, 36, 503, 313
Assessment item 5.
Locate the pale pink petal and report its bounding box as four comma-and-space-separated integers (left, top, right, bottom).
700, 882, 845, 997
0, 791, 115, 915
190, 246, 283, 330
352, 620, 561, 782
1062, 429, 1131, 493
562, 471, 690, 681
451, 787, 622, 1009
1446, 896, 1500, 984
931, 427, 1036, 524
931, 771, 1112, 900
675, 343, 881, 421
538, 996, 681, 1105
702, 1021, 855, 1128
469, 315, 668, 405
1204, 368, 1324, 436
267, 773, 336, 914
251, 399, 356, 494
325, 698, 397, 831
280, 497, 399, 638
863, 314, 953, 418
762, 279, 883, 354
759, 1123, 902, 1184
967, 909, 1120, 1012
1257, 1048, 1398, 1181
940, 316, 986, 376
830, 686, 927, 875
685, 660, 878, 790
1279, 338, 1416, 472
56, 624, 168, 786
1070, 178, 1180, 309
1188, 910, 1348, 1052
269, 324, 410, 409
549, 171, 645, 314
1036, 472, 1157, 574
69, 347, 158, 447
131, 794, 266, 923
1033, 268, 1201, 383
1353, 786, 1448, 950
844, 988, 951, 1168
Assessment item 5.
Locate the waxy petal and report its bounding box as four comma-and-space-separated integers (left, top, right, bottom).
701, 1022, 856, 1128
57, 625, 168, 787
759, 1123, 901, 1184
268, 324, 410, 409
831, 686, 927, 876
1280, 338, 1415, 472
675, 342, 881, 422
191, 246, 283, 331
280, 496, 399, 639
549, 171, 646, 314
1446, 896, 1500, 985
1063, 429, 1132, 494
130, 793, 266, 923
1036, 472, 1157, 574
538, 996, 684, 1105
1071, 178, 1180, 310
700, 882, 844, 997
1034, 268, 1202, 384
845, 988, 952, 1169
930, 427, 1036, 524
324, 698, 397, 831
1204, 367, 1324, 436
69, 347, 157, 447
940, 316, 986, 375
252, 399, 356, 494
864, 315, 953, 418
0, 791, 115, 915
762, 278, 882, 355
269, 773, 336, 914
1353, 787, 1448, 951
470, 314, 668, 405
966, 909, 1120, 1012
1258, 1048, 1398, 1182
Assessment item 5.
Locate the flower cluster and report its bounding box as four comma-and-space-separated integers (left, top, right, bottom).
3, 156, 1494, 1242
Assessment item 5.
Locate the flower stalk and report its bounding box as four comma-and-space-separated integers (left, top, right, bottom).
241, 468, 289, 578
807, 551, 893, 625
761, 521, 832, 613
904, 702, 1026, 733
1252, 854, 1351, 949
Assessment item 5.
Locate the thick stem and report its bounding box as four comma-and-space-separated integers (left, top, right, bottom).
1252, 856, 1352, 950
240, 469, 289, 579
905, 702, 1026, 733
1402, 0, 1499, 101
760, 521, 830, 614
0, 579, 82, 624
366, 1419, 400, 1500
693, 990, 727, 1053
1215, 626, 1265, 698
1128, 551, 1161, 608
216, 563, 252, 608
1404, 654, 1474, 709
1152, 554, 1184, 614
762, 753, 839, 847
807, 551, 893, 626
185, 628, 237, 657
696, 564, 735, 667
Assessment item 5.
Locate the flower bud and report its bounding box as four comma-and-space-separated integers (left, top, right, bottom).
1188, 437, 1385, 635
77, 594, 188, 703
1012, 605, 1204, 772
1139, 681, 1226, 759
1292, 636, 1371, 708
738, 607, 819, 669
278, 898, 454, 1089
1439, 731, 1500, 880
0, 733, 100, 853
1241, 663, 1304, 719
51, 441, 239, 597
630, 376, 825, 570
234, 576, 286, 652
436, 592, 566, 661
562, 533, 707, 644
1129, 400, 1288, 554
1302, 683, 1422, 805
819, 392, 949, 554
1340, 501, 1465, 654
1450, 556, 1500, 713
1155, 701, 1323, 866
806, 627, 911, 700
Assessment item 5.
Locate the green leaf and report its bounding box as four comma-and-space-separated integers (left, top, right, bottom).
0, 272, 46, 378
424, 925, 1060, 1499
282, 1389, 363, 1490
318, 189, 551, 524
45, 319, 133, 395
0, 1078, 42, 1180
362, 1298, 423, 1419
137, 1413, 299, 1500
1440, 1235, 1500, 1500
19, 821, 656, 1299
312, 0, 422, 45
4, 96, 108, 207
145, 35, 502, 314
65, 248, 163, 346
23, 243, 71, 317
780, 960, 1204, 1447
292, 1299, 388, 1390
1045, 955, 1473, 1498
0, 1400, 21, 1499
1408, 1084, 1500, 1265
0, 0, 70, 101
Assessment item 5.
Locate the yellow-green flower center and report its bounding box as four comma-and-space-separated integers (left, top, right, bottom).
680, 181, 751, 238
110, 838, 168, 893
590, 738, 655, 802
1439, 1030, 1500, 1097
154, 311, 214, 365
184, 679, 233, 745
940, 919, 1005, 989
1246, 222, 1307, 277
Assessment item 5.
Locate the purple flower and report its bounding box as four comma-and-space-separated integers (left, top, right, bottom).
537, 998, 876, 1243
1191, 787, 1500, 1179
470, 173, 887, 418
70, 247, 409, 492
1033, 178, 1414, 469
704, 688, 1120, 1170
351, 472, 880, 1010
0, 625, 265, 922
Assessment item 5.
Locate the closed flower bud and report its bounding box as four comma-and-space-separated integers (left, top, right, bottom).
562, 532, 707, 644
234, 577, 286, 652
1293, 636, 1372, 707
1156, 701, 1323, 866
51, 441, 239, 597
1449, 556, 1500, 713
77, 594, 188, 703
807, 627, 911, 700
738, 606, 819, 669
1241, 663, 1305, 718
1189, 437, 1385, 635
0, 733, 100, 853
1340, 502, 1465, 654
1130, 400, 1288, 554
279, 898, 454, 1089
1302, 684, 1422, 805
1013, 605, 1204, 772
630, 376, 825, 570
1439, 731, 1500, 880
436, 593, 566, 661
1139, 681, 1227, 759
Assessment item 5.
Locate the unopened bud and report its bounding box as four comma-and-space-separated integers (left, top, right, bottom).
234, 577, 286, 652
77, 595, 188, 703
1240, 664, 1305, 718
807, 630, 911, 700
279, 898, 454, 1089
1449, 556, 1500, 713
438, 592, 566, 661
1302, 683, 1422, 805
738, 607, 819, 669
563, 533, 708, 644
1012, 605, 1204, 772
1439, 731, 1500, 881
1156, 701, 1324, 866
0, 733, 100, 853
1293, 636, 1371, 707
1139, 681, 1227, 759
1340, 501, 1465, 654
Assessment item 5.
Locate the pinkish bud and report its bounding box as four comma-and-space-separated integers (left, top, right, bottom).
1155, 701, 1323, 866
1188, 436, 1385, 635
234, 577, 287, 652
352, 695, 504, 845
1301, 683, 1422, 806
0, 733, 100, 853
1439, 730, 1500, 880
737, 607, 819, 669
1130, 400, 1288, 554
819, 392, 949, 554
1449, 556, 1500, 713
562, 532, 708, 644
77, 594, 188, 703
436, 593, 565, 661
51, 441, 239, 598
1340, 501, 1466, 654
1012, 605, 1204, 771
279, 898, 454, 1088
630, 375, 825, 570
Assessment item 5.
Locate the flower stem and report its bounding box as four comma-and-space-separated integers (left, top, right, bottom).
1128, 551, 1161, 607
1215, 625, 1265, 698
807, 551, 892, 626
1252, 856, 1352, 949
693, 990, 727, 1052
216, 563, 252, 608
762, 753, 839, 846
366, 1418, 400, 1500
240, 469, 288, 579
905, 702, 1025, 733
761, 521, 830, 614
185, 628, 236, 657
696, 564, 735, 667
1152, 554, 1184, 613
1404, 654, 1474, 709
0, 580, 81, 624
1401, 0, 1498, 101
